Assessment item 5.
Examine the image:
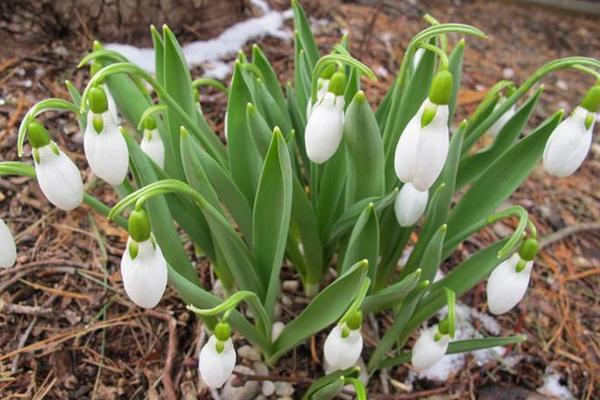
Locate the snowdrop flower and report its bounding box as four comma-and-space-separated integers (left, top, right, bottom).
323, 311, 363, 371
28, 121, 84, 211
84, 86, 129, 185
140, 117, 165, 168
120, 208, 167, 308
543, 83, 599, 177
411, 326, 449, 371
0, 218, 16, 268
487, 238, 538, 315
394, 183, 429, 227
488, 97, 516, 138
305, 71, 346, 164
394, 68, 452, 191
199, 322, 236, 389
91, 61, 119, 123
306, 78, 330, 119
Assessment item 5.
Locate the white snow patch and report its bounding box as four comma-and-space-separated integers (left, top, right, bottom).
537, 371, 575, 399
105, 0, 292, 79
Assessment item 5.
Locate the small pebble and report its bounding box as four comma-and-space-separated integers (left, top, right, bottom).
274, 382, 294, 397
271, 322, 285, 341
262, 381, 275, 397
238, 345, 262, 362
282, 280, 299, 292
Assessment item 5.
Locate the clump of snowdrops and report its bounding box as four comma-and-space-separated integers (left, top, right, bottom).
1, 1, 599, 397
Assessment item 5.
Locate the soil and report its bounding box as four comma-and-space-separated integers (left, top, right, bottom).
0, 0, 599, 399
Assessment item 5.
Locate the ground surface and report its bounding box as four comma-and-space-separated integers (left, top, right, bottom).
0, 0, 599, 399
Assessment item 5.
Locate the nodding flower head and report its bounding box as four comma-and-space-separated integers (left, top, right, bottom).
199, 322, 236, 389
486, 238, 538, 315
323, 311, 363, 371
305, 71, 347, 164
394, 182, 429, 227
140, 117, 165, 169
411, 325, 450, 371
84, 86, 129, 185
28, 121, 84, 211
120, 207, 167, 309
394, 69, 452, 191
543, 83, 598, 178
0, 218, 17, 268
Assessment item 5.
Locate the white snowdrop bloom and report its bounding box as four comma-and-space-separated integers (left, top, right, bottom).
323, 324, 363, 371
34, 144, 84, 211
306, 78, 330, 119
199, 335, 236, 389
543, 107, 594, 178
103, 84, 119, 123
411, 326, 449, 371
140, 129, 165, 168
305, 92, 345, 164
394, 99, 450, 191
0, 218, 17, 268
486, 253, 533, 315
394, 183, 429, 227
488, 100, 516, 138
84, 111, 129, 185
120, 237, 168, 309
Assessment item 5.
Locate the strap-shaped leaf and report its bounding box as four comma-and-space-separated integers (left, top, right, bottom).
293, 35, 311, 112
301, 367, 359, 400
362, 268, 421, 314
252, 44, 287, 113
307, 378, 344, 400
316, 146, 347, 241
269, 260, 368, 363
344, 91, 385, 205
343, 67, 361, 107
227, 62, 263, 203
448, 39, 465, 118
291, 0, 320, 67
255, 78, 293, 134
456, 88, 543, 188
445, 111, 562, 253
247, 103, 274, 158
380, 334, 526, 369
253, 129, 293, 313
341, 204, 380, 280
374, 209, 411, 291
419, 224, 447, 283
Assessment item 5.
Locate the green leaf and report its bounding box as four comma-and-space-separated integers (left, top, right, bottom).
292, 0, 320, 67
255, 78, 293, 134
343, 67, 361, 107
253, 129, 293, 314
316, 146, 347, 241
344, 91, 385, 205
341, 204, 380, 281
379, 335, 526, 369
269, 260, 368, 363
456, 88, 543, 188
294, 37, 311, 112
448, 39, 465, 118
307, 378, 344, 400
374, 209, 411, 291
362, 268, 421, 314
227, 62, 263, 204
252, 44, 287, 113
247, 103, 274, 158
418, 224, 447, 283
301, 368, 359, 400
445, 111, 562, 253
151, 25, 165, 86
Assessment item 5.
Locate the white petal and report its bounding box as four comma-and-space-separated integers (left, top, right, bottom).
84, 112, 129, 185
0, 218, 17, 268
487, 253, 533, 315
394, 101, 427, 184
121, 238, 168, 309
488, 103, 516, 137
394, 183, 429, 227
141, 129, 165, 168
199, 336, 236, 389
323, 325, 363, 371
35, 145, 84, 211
305, 93, 345, 164
306, 79, 330, 119
411, 104, 450, 191
411, 326, 449, 371
543, 107, 593, 178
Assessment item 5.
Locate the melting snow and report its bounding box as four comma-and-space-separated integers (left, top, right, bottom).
105, 0, 293, 79
538, 371, 575, 400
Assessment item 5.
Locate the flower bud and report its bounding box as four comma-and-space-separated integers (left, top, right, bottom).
323, 323, 363, 371
394, 99, 450, 191
543, 107, 593, 178
411, 326, 449, 370
120, 237, 168, 309
141, 126, 165, 168
305, 89, 345, 164
486, 253, 533, 315
27, 121, 51, 149
214, 322, 232, 342
128, 208, 151, 242
580, 83, 600, 113
0, 218, 17, 268
199, 334, 237, 388
394, 183, 428, 226
89, 86, 109, 114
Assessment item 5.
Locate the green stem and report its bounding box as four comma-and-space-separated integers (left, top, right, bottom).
192, 77, 228, 93
137, 104, 168, 130
418, 43, 449, 68
310, 54, 376, 103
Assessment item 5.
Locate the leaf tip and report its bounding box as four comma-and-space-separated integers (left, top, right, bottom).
440, 224, 448, 232
180, 126, 189, 137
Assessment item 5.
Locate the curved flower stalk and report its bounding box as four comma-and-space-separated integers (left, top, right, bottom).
324, 311, 364, 371
28, 121, 84, 211
306, 63, 336, 119
543, 82, 599, 177
411, 289, 455, 370
140, 117, 165, 168
488, 96, 517, 138
305, 71, 347, 163
394, 182, 429, 227
120, 207, 168, 308
0, 218, 17, 268
487, 237, 538, 315
198, 322, 237, 389
394, 63, 452, 191
84, 86, 129, 185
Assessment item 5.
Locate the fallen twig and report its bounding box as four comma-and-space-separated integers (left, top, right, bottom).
145, 309, 178, 400
539, 222, 600, 249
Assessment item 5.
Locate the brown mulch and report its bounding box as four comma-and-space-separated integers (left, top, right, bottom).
1, 0, 599, 398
